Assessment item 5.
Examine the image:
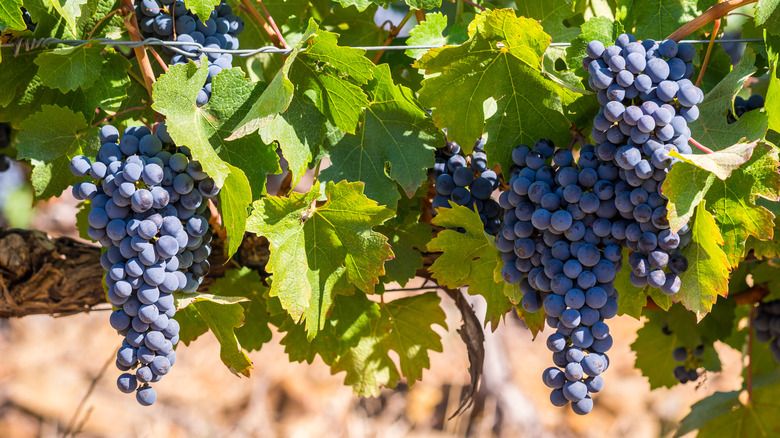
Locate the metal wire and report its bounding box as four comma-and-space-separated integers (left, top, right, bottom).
0, 37, 765, 58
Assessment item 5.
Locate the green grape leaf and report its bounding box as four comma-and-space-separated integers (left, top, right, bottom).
33, 44, 105, 92
174, 305, 209, 345
44, 0, 88, 37
173, 292, 249, 309
515, 0, 581, 43
663, 159, 716, 233
288, 19, 374, 134
689, 49, 768, 151
756, 0, 780, 35
152, 62, 281, 195
279, 292, 378, 365
83, 51, 131, 114
210, 268, 274, 353
672, 142, 758, 180
405, 12, 469, 60
677, 201, 731, 320
623, 0, 716, 41
320, 64, 443, 208
517, 307, 547, 339
746, 198, 780, 259
258, 93, 323, 189
0, 48, 40, 107
768, 34, 780, 134
427, 204, 514, 330
631, 311, 684, 389
331, 292, 447, 396
16, 105, 99, 199
375, 193, 431, 288
703, 143, 780, 266
246, 181, 394, 339
0, 0, 25, 31
416, 9, 571, 174
676, 379, 780, 437
75, 201, 90, 241
185, 0, 221, 23
192, 300, 254, 377
219, 164, 252, 259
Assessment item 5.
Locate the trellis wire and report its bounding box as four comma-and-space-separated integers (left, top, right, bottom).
0, 37, 765, 58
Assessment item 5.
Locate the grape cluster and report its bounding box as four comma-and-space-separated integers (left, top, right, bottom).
69, 123, 219, 405
135, 0, 244, 106
584, 34, 699, 294
672, 345, 704, 383
496, 140, 621, 415
728, 94, 765, 124
430, 139, 502, 235
0, 123, 11, 172
753, 300, 780, 363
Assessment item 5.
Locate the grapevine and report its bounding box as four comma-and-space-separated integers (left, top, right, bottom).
0, 0, 778, 435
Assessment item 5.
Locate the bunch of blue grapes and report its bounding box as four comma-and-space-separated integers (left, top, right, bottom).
753, 300, 780, 363
430, 139, 502, 235
728, 94, 765, 123
135, 0, 243, 106
584, 34, 699, 295
495, 140, 621, 415
69, 123, 219, 405
672, 345, 703, 383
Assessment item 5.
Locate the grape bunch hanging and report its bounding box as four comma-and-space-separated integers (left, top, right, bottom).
495, 139, 620, 415
753, 299, 780, 363
584, 34, 700, 294
70, 123, 219, 405
135, 0, 244, 105
431, 139, 503, 235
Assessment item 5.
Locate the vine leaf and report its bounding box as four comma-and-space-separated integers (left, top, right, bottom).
246, 181, 394, 339
211, 268, 278, 353
330, 292, 447, 396
405, 12, 468, 60
173, 292, 249, 309
672, 142, 757, 180
33, 45, 105, 92
678, 201, 731, 320
756, 0, 780, 35
192, 300, 253, 377
0, 0, 26, 32
515, 0, 581, 43
703, 143, 780, 266
427, 203, 514, 330
631, 310, 687, 389
320, 64, 443, 209
44, 0, 88, 37
375, 192, 432, 288
416, 9, 571, 175
689, 49, 768, 151
153, 62, 281, 196
185, 0, 221, 24
663, 159, 716, 233
219, 163, 252, 259
16, 104, 99, 199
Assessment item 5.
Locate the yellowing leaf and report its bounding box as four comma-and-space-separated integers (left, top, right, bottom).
671, 142, 757, 180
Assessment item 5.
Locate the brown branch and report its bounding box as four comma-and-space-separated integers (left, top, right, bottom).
119, 0, 156, 100
667, 0, 759, 42
372, 10, 415, 64
239, 0, 285, 49
696, 14, 721, 88
91, 106, 147, 127
0, 229, 268, 318
256, 0, 289, 50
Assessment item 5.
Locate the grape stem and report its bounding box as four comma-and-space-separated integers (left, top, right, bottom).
91, 106, 147, 127
462, 0, 486, 11
372, 10, 416, 64
667, 0, 758, 42
695, 13, 721, 87
238, 0, 286, 50
255, 0, 289, 50
119, 0, 157, 101
87, 9, 120, 40
689, 137, 715, 154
